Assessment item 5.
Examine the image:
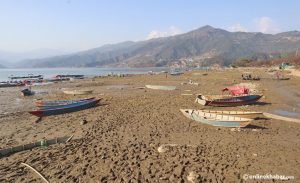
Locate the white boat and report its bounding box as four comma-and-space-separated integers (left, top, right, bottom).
180, 109, 252, 127
63, 90, 93, 95
198, 110, 264, 119
145, 85, 176, 91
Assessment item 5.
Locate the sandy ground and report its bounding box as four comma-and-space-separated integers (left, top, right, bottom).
287, 67, 300, 77
0, 68, 300, 182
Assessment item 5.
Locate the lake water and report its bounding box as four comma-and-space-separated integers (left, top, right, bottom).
0, 67, 168, 81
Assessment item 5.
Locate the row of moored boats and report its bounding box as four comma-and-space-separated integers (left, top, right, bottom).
145, 84, 264, 128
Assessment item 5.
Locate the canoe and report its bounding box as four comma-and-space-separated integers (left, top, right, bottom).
180, 109, 252, 127
0, 83, 25, 88
29, 98, 100, 117
274, 77, 290, 80
63, 90, 93, 95
55, 74, 84, 79
195, 94, 262, 106
44, 78, 70, 82
36, 97, 95, 107
170, 72, 183, 76
198, 110, 264, 119
9, 74, 43, 80
145, 85, 176, 91
39, 98, 101, 110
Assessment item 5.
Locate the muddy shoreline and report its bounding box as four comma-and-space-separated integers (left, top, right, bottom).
0, 68, 299, 182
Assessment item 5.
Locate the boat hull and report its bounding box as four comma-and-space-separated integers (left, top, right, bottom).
199, 110, 264, 119
63, 90, 93, 95
36, 97, 95, 107
39, 98, 101, 110
145, 85, 176, 91
29, 99, 100, 117
180, 109, 251, 127
195, 94, 262, 106
0, 83, 25, 88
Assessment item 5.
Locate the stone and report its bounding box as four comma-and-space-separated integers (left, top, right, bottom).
80, 119, 87, 125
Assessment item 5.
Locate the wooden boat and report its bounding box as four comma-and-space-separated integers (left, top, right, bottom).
0, 82, 25, 88
145, 85, 176, 91
55, 74, 84, 79
39, 98, 101, 110
199, 110, 264, 119
195, 94, 262, 106
180, 109, 252, 127
170, 68, 184, 76
63, 89, 93, 95
9, 74, 43, 80
170, 72, 183, 76
44, 78, 70, 82
36, 97, 95, 107
276, 77, 290, 80
29, 98, 100, 117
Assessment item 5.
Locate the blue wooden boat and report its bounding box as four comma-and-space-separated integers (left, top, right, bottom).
35, 97, 95, 107
29, 98, 100, 117
195, 94, 262, 106
180, 109, 252, 127
0, 82, 25, 88
39, 98, 101, 110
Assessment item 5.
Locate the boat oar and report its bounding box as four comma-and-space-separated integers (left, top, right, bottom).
20, 163, 50, 183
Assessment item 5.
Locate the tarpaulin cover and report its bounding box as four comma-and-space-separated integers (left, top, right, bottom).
222, 85, 249, 95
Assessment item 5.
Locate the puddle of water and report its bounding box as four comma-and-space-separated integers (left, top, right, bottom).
272, 109, 300, 117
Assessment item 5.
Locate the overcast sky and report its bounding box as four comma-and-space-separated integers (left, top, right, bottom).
0, 0, 300, 52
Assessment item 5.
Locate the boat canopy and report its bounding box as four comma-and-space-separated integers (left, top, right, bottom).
222, 85, 249, 95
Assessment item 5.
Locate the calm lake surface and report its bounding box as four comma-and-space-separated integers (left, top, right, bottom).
0, 67, 168, 81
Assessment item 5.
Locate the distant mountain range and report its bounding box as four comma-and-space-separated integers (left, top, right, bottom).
0, 49, 70, 67
0, 63, 5, 68
12, 26, 300, 67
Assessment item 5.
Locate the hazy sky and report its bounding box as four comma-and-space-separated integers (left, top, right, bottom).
1, 0, 300, 52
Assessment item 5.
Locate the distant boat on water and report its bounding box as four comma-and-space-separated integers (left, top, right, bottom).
170, 68, 184, 76
9, 74, 43, 80
55, 74, 84, 79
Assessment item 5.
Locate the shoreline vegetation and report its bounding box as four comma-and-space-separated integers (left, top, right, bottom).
0, 66, 300, 182
232, 54, 300, 68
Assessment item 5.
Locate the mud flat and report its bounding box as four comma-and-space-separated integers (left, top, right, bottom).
0, 68, 299, 182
